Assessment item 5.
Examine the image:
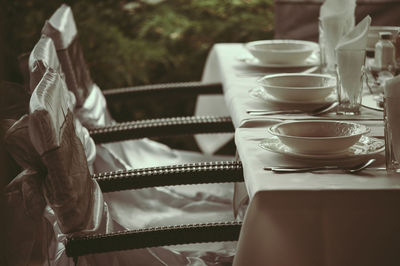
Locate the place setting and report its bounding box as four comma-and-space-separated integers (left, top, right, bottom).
243, 15, 386, 122
235, 39, 321, 77
245, 16, 394, 173
243, 40, 320, 68
244, 70, 382, 121
247, 72, 337, 115
235, 9, 399, 178
259, 120, 384, 164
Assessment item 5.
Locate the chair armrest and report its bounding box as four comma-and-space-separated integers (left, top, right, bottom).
94, 160, 243, 192
89, 116, 234, 144
66, 221, 242, 258
102, 82, 223, 101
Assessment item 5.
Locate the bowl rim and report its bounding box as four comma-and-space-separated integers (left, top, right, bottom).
257, 73, 336, 90
245, 39, 319, 53
368, 26, 400, 33
268, 120, 370, 140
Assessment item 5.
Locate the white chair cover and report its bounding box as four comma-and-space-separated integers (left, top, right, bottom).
21, 11, 238, 264
39, 4, 237, 233
23, 69, 236, 265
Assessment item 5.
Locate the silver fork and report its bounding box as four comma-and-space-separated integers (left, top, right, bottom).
264, 158, 376, 174
247, 101, 338, 116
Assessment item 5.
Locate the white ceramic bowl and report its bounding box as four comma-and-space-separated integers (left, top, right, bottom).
367, 26, 399, 51
268, 120, 370, 155
257, 73, 336, 103
245, 40, 319, 64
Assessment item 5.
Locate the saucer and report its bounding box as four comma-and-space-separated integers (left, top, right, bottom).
243, 52, 320, 68
249, 86, 336, 104
259, 136, 384, 160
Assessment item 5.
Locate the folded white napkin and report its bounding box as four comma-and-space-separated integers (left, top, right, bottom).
319, 0, 356, 70
320, 0, 356, 20
335, 16, 371, 100
319, 0, 356, 41
336, 16, 371, 50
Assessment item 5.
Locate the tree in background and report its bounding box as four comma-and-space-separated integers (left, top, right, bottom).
4, 0, 274, 89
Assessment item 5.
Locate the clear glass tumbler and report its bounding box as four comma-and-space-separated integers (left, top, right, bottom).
336, 48, 366, 115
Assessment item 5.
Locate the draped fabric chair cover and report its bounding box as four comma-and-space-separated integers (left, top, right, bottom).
40, 3, 234, 170
23, 69, 222, 265
28, 36, 97, 171
26, 36, 238, 264
1, 82, 46, 265
3, 117, 47, 266
37, 4, 238, 235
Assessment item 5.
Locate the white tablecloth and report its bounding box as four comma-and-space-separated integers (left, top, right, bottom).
200, 43, 400, 265
233, 124, 400, 266
235, 122, 399, 200
195, 43, 305, 153
197, 44, 383, 132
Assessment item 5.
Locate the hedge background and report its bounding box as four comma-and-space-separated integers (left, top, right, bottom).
2, 0, 274, 151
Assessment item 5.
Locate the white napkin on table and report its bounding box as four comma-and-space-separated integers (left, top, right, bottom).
336, 16, 371, 50
320, 0, 356, 20
335, 16, 371, 101
319, 0, 356, 69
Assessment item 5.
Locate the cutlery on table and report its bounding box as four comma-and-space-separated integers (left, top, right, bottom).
247, 101, 338, 116
264, 158, 376, 174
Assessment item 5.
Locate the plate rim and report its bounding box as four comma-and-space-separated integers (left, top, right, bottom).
249, 86, 336, 104
244, 57, 320, 68
362, 94, 384, 112
259, 135, 384, 160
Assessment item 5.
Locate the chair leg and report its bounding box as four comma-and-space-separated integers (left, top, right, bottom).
73, 256, 79, 266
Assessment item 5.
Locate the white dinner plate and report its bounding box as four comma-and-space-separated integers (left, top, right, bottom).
362, 94, 384, 112
249, 86, 336, 104
243, 52, 320, 68
259, 135, 384, 160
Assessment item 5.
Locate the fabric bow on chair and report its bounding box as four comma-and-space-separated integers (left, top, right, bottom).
3, 68, 242, 265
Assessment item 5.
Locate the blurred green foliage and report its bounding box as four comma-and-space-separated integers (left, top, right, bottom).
3, 0, 274, 151
0, 1, 277, 233
4, 0, 274, 88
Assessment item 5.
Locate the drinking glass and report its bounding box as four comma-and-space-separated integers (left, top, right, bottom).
336, 48, 366, 115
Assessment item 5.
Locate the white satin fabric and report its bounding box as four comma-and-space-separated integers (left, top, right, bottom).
232, 123, 400, 266
36, 4, 238, 262
44, 181, 214, 266
195, 47, 233, 154
26, 73, 235, 266
41, 4, 77, 50
71, 84, 238, 265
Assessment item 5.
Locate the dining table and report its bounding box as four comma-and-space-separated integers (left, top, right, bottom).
199, 43, 400, 266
